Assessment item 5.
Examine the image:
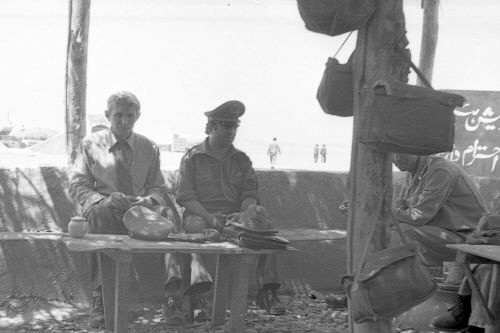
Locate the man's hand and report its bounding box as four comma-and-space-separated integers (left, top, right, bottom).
127, 195, 154, 208
394, 198, 409, 210
209, 213, 227, 231
339, 200, 349, 216
102, 192, 130, 213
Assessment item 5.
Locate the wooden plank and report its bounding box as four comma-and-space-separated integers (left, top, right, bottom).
447, 245, 500, 262
0, 231, 64, 240
100, 253, 115, 331
278, 228, 346, 242
211, 254, 232, 327
228, 255, 256, 333
114, 254, 132, 333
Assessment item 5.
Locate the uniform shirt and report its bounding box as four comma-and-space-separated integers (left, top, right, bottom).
394, 156, 487, 231
69, 129, 166, 214
176, 138, 259, 214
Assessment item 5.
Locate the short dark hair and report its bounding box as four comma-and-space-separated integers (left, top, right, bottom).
107, 91, 141, 114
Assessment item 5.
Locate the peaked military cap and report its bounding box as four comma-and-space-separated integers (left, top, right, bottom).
204, 100, 245, 122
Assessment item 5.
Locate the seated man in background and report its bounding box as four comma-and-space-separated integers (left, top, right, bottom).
69, 91, 174, 328
392, 153, 487, 266
392, 153, 498, 332
163, 100, 285, 325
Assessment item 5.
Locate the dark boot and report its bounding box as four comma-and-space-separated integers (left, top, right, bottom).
162, 293, 186, 327
256, 289, 286, 316
89, 290, 105, 329
430, 295, 471, 332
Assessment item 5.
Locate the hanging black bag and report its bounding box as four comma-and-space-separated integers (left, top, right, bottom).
317, 54, 354, 117
297, 0, 374, 37
359, 49, 465, 155
342, 209, 437, 323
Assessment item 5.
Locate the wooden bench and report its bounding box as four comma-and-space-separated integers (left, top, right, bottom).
63, 233, 295, 333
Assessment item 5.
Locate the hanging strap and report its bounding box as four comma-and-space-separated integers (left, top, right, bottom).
395, 48, 434, 90
352, 197, 410, 282
333, 31, 354, 58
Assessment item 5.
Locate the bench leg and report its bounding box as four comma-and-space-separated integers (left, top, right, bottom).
100, 252, 132, 333
229, 255, 256, 333
100, 253, 115, 331
114, 254, 132, 333
211, 254, 232, 327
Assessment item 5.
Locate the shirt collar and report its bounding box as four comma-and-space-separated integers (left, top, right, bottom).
190, 137, 238, 159
107, 129, 135, 153
413, 155, 430, 181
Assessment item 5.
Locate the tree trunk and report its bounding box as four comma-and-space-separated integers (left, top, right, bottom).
418, 0, 439, 86
65, 0, 91, 164
347, 0, 410, 332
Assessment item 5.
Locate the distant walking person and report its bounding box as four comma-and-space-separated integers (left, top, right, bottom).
313, 144, 319, 163
267, 138, 281, 169
320, 145, 327, 163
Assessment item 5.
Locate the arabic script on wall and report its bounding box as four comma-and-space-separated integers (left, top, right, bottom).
439, 90, 500, 177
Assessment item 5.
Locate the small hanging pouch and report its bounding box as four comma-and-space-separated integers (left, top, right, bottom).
343, 210, 437, 323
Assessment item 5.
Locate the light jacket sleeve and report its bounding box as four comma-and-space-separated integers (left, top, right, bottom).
68, 140, 106, 214
394, 169, 454, 226
144, 145, 167, 206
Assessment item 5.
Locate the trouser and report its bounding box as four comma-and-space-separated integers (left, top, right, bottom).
269, 154, 278, 168
164, 215, 281, 297
390, 223, 469, 267
84, 202, 170, 291
458, 264, 500, 328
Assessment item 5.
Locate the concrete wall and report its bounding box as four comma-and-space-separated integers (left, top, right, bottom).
0, 167, 349, 305
1, 167, 498, 305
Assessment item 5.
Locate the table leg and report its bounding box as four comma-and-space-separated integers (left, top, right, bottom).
485, 264, 499, 333
114, 254, 132, 333
100, 253, 115, 331
463, 265, 496, 325
101, 252, 133, 333
211, 254, 232, 327
228, 254, 256, 333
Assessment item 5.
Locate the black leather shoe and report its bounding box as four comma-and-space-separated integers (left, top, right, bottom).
256, 289, 286, 316
162, 294, 186, 327
429, 295, 471, 332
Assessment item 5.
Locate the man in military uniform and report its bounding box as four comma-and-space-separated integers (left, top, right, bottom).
163, 100, 285, 325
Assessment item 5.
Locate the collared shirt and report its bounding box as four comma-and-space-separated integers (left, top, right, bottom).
69, 129, 166, 214
176, 138, 259, 214
394, 156, 488, 231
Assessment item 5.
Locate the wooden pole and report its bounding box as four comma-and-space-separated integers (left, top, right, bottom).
347, 0, 409, 332
65, 0, 90, 164
418, 0, 439, 86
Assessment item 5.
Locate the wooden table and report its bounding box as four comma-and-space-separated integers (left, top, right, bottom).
63, 233, 290, 333
446, 244, 500, 333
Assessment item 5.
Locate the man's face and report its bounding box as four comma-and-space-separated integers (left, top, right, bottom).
393, 153, 418, 172
106, 102, 140, 141
210, 120, 239, 148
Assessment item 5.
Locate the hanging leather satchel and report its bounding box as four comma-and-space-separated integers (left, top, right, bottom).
317, 54, 354, 117
359, 80, 465, 155
297, 0, 375, 37
343, 210, 437, 323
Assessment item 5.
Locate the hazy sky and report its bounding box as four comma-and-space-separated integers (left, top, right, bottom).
1, 0, 499, 153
